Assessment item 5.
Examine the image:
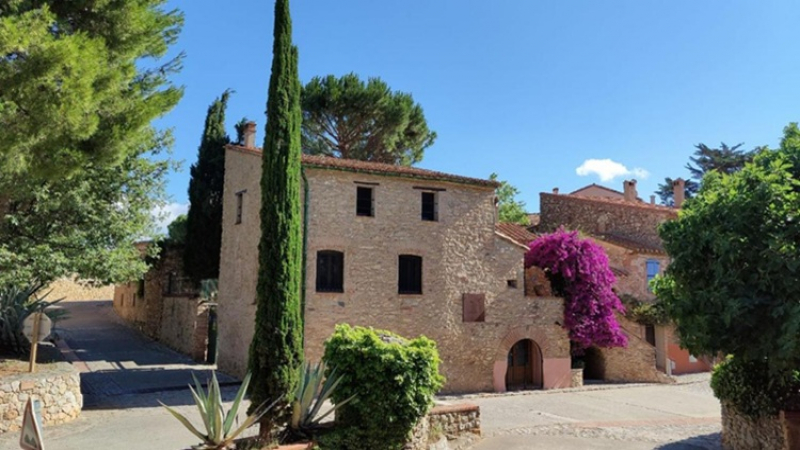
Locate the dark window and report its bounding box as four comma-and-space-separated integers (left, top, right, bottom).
316, 251, 344, 293
645, 324, 656, 346
421, 192, 437, 221
356, 187, 374, 217
398, 255, 423, 294
507, 279, 518, 289
235, 191, 245, 224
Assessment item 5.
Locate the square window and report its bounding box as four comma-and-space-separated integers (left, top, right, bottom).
356, 187, 374, 217
316, 251, 344, 293
398, 255, 422, 294
507, 279, 518, 289
421, 192, 437, 221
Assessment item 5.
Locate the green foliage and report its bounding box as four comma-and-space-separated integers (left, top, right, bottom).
490, 173, 529, 225
168, 214, 188, 245
0, 283, 64, 356
656, 142, 756, 205
301, 73, 437, 165
320, 324, 445, 450
248, 0, 304, 433
289, 361, 354, 440
619, 294, 669, 325
184, 92, 232, 283
0, 0, 183, 179
0, 148, 171, 286
656, 123, 800, 373
160, 371, 277, 450
711, 356, 800, 418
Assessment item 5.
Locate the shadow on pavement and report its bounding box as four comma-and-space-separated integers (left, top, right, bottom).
654, 433, 721, 449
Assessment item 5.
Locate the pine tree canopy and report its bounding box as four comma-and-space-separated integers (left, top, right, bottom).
301, 73, 437, 166
490, 173, 530, 225
0, 0, 183, 179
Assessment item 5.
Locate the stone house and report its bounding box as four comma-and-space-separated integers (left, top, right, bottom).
537, 179, 711, 378
113, 244, 210, 362
216, 125, 572, 393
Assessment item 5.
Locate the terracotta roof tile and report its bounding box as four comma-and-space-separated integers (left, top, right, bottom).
495, 222, 538, 248
542, 192, 678, 214
592, 233, 666, 255
226, 145, 500, 188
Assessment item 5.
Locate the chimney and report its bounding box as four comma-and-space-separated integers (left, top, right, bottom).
243, 121, 257, 148
552, 187, 559, 195
650, 195, 656, 205
623, 179, 638, 202
673, 178, 685, 208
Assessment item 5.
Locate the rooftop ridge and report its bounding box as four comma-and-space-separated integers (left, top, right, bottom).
541, 192, 678, 214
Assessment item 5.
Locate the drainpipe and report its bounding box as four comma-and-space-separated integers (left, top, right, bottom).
301, 167, 309, 323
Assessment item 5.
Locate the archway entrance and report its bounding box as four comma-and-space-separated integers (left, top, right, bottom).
505, 339, 543, 390
583, 346, 606, 381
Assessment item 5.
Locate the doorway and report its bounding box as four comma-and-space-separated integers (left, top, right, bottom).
505, 339, 543, 390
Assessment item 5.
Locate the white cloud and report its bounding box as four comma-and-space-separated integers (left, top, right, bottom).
152, 202, 189, 233
575, 159, 650, 182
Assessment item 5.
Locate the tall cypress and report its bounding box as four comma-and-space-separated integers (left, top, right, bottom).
248, 0, 304, 436
184, 91, 231, 283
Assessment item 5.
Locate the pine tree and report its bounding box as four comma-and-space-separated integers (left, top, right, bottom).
248, 0, 304, 436
184, 92, 231, 283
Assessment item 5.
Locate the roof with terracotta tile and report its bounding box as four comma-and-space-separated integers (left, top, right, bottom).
226, 144, 500, 188
495, 222, 538, 248
569, 183, 625, 197
592, 233, 666, 255
541, 192, 678, 215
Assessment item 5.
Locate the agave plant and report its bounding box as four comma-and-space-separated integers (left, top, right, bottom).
0, 283, 65, 356
160, 371, 276, 450
289, 361, 355, 439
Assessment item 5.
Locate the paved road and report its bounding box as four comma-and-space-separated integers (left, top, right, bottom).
464, 375, 721, 449
0, 300, 245, 450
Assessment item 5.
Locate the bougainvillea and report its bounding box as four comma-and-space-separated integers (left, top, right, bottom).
525, 229, 627, 351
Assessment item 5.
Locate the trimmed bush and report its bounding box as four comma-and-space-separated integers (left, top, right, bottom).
711, 356, 800, 418
320, 324, 445, 450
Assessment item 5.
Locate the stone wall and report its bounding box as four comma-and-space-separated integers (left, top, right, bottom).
409, 403, 481, 450
0, 362, 82, 434
538, 192, 677, 249
43, 277, 114, 301
218, 146, 571, 393
599, 315, 673, 384
595, 241, 669, 302
721, 403, 784, 450
113, 245, 207, 362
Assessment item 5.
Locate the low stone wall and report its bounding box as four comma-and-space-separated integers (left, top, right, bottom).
721, 402, 783, 450
409, 403, 480, 450
571, 368, 583, 387
0, 362, 82, 434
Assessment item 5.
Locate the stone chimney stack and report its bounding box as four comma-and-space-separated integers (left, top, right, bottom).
623, 179, 638, 202
552, 187, 559, 195
650, 195, 656, 205
243, 121, 257, 148
673, 178, 686, 208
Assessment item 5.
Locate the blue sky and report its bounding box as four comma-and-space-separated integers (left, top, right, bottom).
155, 0, 800, 224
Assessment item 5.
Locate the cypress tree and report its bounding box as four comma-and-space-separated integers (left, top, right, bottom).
248, 0, 304, 436
184, 91, 231, 283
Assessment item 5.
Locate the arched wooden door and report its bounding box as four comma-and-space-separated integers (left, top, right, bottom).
505, 339, 543, 390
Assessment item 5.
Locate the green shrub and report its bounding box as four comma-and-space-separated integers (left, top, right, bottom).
711, 356, 800, 418
619, 294, 670, 325
320, 324, 445, 450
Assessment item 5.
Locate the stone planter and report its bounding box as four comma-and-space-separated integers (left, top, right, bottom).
571, 368, 583, 388
721, 402, 783, 449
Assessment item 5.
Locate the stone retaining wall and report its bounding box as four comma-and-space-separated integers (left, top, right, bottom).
0, 362, 82, 434
409, 403, 480, 450
721, 403, 783, 450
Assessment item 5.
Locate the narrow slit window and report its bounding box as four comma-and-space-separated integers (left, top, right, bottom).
316, 250, 344, 293
356, 187, 374, 217
398, 255, 423, 294
421, 192, 437, 221
235, 191, 245, 224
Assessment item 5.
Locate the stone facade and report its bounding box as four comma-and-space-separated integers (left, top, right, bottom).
598, 316, 673, 384
113, 245, 209, 361
0, 362, 82, 434
217, 144, 571, 393
721, 403, 784, 450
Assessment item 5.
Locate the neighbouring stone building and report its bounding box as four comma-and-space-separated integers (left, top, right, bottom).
113, 244, 210, 362
217, 124, 572, 393
537, 179, 712, 379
